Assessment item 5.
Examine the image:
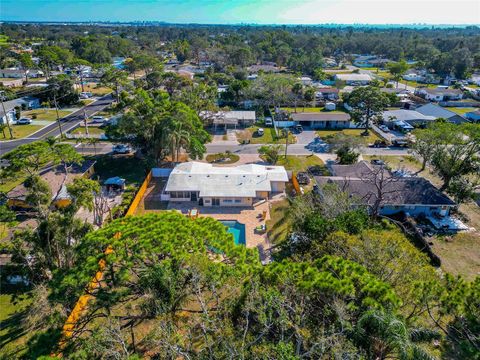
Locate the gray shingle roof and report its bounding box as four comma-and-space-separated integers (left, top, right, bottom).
291, 112, 351, 122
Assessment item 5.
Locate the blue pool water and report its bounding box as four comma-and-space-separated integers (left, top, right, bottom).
220, 220, 246, 246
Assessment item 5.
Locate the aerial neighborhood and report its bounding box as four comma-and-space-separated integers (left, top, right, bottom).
0, 12, 479, 360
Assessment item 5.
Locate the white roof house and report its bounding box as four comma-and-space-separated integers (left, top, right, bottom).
165, 162, 288, 205
334, 73, 372, 84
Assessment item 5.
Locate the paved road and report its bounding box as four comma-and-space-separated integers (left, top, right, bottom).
206, 142, 409, 156
0, 94, 114, 155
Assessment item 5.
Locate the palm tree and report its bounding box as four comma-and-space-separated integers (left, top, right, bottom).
352, 310, 438, 360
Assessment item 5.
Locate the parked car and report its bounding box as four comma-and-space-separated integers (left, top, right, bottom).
16, 118, 32, 125
80, 91, 93, 99
392, 138, 409, 147
91, 115, 108, 123
257, 128, 264, 136
112, 144, 132, 154
264, 117, 273, 126
294, 125, 303, 133
371, 140, 388, 148
379, 125, 390, 132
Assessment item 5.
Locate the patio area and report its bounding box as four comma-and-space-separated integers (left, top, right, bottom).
167, 200, 272, 253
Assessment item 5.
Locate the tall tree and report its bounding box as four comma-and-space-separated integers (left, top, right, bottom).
344, 86, 390, 135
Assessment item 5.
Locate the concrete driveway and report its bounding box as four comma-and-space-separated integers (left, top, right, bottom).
295, 130, 317, 144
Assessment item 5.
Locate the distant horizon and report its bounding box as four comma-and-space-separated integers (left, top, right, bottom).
1, 0, 479, 25
1, 20, 479, 27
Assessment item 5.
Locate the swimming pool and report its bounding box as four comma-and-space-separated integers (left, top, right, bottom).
220, 220, 246, 246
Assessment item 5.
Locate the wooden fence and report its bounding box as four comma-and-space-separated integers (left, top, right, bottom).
56, 171, 153, 354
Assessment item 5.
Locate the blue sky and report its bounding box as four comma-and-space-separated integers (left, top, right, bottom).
1, 0, 479, 24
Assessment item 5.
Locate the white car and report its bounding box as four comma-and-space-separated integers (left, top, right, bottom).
91, 115, 108, 123
264, 117, 273, 126
80, 91, 93, 99
379, 125, 390, 132
257, 128, 265, 136
16, 118, 32, 125
112, 144, 131, 154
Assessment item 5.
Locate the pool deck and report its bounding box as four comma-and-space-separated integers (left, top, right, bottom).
167, 200, 272, 254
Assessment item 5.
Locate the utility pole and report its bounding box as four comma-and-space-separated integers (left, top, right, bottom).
284, 128, 289, 158
84, 110, 89, 137
0, 91, 14, 139
53, 92, 64, 138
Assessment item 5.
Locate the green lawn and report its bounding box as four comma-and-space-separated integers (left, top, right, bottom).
70, 126, 105, 135
0, 177, 25, 193
0, 34, 9, 44
91, 154, 149, 186
244, 126, 296, 144
80, 83, 112, 96
23, 109, 71, 121
316, 129, 381, 145
400, 80, 438, 89
0, 288, 33, 357
0, 124, 43, 141
447, 107, 478, 116
275, 155, 325, 172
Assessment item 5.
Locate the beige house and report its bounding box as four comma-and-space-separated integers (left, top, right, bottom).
164, 162, 288, 207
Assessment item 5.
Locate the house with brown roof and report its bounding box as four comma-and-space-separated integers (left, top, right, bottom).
7, 161, 96, 210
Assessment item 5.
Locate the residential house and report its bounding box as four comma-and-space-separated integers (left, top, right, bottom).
247, 64, 281, 73
0, 96, 41, 124
415, 103, 466, 124
334, 73, 372, 85
468, 75, 480, 86
315, 161, 455, 217
353, 55, 389, 68
0, 68, 25, 79
288, 112, 351, 129
315, 88, 339, 100
164, 162, 288, 207
299, 76, 313, 85
7, 161, 96, 210
465, 109, 480, 122
416, 88, 463, 102
201, 110, 256, 129
382, 109, 436, 127
0, 68, 43, 79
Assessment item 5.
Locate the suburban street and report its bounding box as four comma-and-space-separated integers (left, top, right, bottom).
0, 94, 114, 155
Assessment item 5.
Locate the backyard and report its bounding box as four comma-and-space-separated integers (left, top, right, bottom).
281, 106, 348, 115
266, 199, 292, 244
0, 287, 33, 357
91, 154, 149, 186
316, 128, 382, 145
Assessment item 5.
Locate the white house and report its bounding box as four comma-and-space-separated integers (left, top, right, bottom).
334, 73, 372, 85
0, 68, 25, 79
164, 162, 289, 207
201, 110, 256, 129
0, 96, 41, 124
416, 88, 463, 102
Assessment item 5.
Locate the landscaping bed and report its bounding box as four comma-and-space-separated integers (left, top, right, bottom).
205, 152, 240, 164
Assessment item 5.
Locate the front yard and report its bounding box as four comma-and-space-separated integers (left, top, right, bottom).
0, 124, 43, 140
275, 155, 325, 172
23, 109, 72, 121
70, 126, 105, 136
316, 128, 381, 145
242, 126, 296, 144
79, 83, 112, 96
